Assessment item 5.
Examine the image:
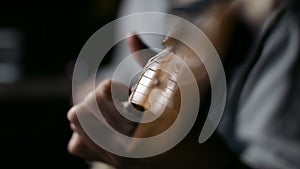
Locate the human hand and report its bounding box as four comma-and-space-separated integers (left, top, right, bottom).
67, 29, 246, 168
67, 79, 139, 167
67, 33, 161, 168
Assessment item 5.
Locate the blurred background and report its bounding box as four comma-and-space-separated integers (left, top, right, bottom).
0, 0, 120, 168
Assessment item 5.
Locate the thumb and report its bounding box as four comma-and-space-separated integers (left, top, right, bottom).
126, 32, 156, 67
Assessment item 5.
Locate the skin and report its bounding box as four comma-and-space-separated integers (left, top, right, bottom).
67, 80, 137, 167
67, 80, 243, 169
67, 34, 250, 169
67, 0, 279, 168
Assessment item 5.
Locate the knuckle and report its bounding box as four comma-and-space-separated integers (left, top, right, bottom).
67, 106, 79, 125
96, 79, 112, 96
67, 133, 84, 155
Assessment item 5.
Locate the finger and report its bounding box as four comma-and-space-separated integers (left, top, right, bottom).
68, 132, 100, 161
67, 106, 80, 126
127, 32, 148, 53
83, 80, 129, 122
69, 80, 130, 126
68, 131, 122, 165
69, 80, 137, 136
67, 102, 92, 126
126, 32, 156, 67
95, 79, 130, 101
94, 81, 137, 134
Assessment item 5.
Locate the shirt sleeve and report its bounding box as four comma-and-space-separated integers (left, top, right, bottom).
235, 10, 300, 169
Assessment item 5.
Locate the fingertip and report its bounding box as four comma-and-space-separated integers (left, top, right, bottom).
126, 32, 138, 52
126, 31, 137, 38
126, 32, 148, 53
126, 32, 136, 43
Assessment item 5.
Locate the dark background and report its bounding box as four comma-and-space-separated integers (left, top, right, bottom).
0, 0, 120, 168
